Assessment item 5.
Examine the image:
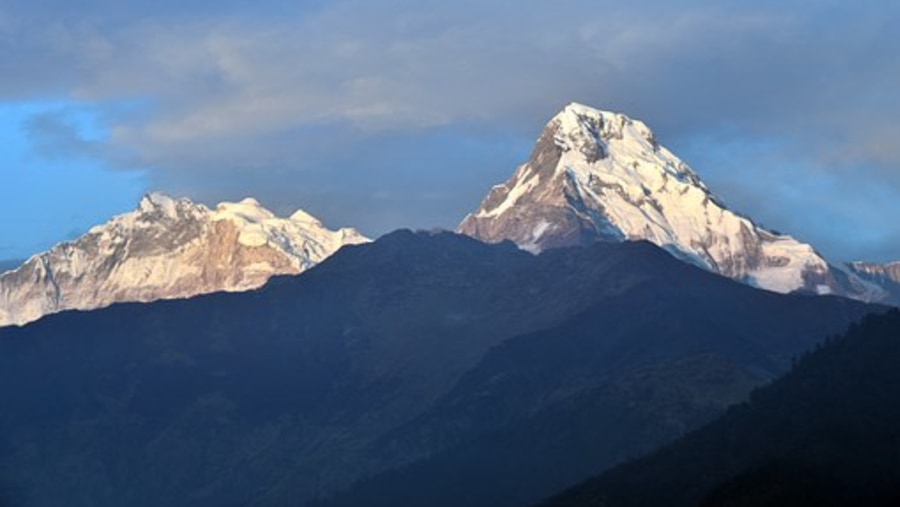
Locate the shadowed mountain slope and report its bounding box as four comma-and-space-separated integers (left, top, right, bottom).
540, 309, 900, 507
0, 231, 883, 507
316, 239, 884, 507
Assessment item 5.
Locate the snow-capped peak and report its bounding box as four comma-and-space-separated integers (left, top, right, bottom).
215, 197, 276, 224
555, 102, 658, 149
0, 194, 369, 327
845, 261, 900, 303
289, 208, 324, 226
459, 103, 874, 300
551, 103, 707, 190
138, 192, 182, 216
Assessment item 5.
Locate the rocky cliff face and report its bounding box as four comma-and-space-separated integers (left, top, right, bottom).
0, 193, 368, 327
847, 261, 900, 303
459, 102, 881, 300
848, 261, 900, 283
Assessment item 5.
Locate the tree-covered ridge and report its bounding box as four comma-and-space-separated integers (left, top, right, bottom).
541, 309, 900, 507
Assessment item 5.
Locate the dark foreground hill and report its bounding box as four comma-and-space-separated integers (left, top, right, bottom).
316, 247, 886, 507
540, 309, 900, 507
0, 231, 883, 506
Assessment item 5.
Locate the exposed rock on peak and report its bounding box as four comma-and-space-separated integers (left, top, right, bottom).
0, 194, 369, 327
459, 103, 883, 301
846, 260, 900, 303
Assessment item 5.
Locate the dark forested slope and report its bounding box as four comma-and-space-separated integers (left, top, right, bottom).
541, 310, 900, 507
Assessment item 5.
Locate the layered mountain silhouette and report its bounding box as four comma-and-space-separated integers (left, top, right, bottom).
539, 309, 900, 507
3, 103, 896, 331
0, 193, 367, 327
459, 103, 893, 304
0, 102, 896, 507
0, 231, 881, 507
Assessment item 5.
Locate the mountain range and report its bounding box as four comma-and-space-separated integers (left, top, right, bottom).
0, 102, 897, 507
1, 103, 896, 330
0, 194, 367, 327
0, 231, 882, 507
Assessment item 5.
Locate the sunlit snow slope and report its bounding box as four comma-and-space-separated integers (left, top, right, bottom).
460, 103, 880, 300
0, 194, 368, 327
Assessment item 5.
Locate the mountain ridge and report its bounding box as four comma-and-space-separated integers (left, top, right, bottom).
0, 193, 368, 327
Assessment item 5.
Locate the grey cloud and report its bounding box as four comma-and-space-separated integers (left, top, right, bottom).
16, 3, 899, 167
148, 121, 529, 238
4, 1, 898, 149
24, 110, 103, 160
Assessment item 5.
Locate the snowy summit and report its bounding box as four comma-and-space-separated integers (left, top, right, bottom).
0, 194, 369, 327
459, 102, 881, 300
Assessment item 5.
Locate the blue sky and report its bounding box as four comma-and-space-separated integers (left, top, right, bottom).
1, 0, 899, 262
0, 101, 146, 257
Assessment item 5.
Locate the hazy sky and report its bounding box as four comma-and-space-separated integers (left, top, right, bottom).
1, 1, 899, 262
